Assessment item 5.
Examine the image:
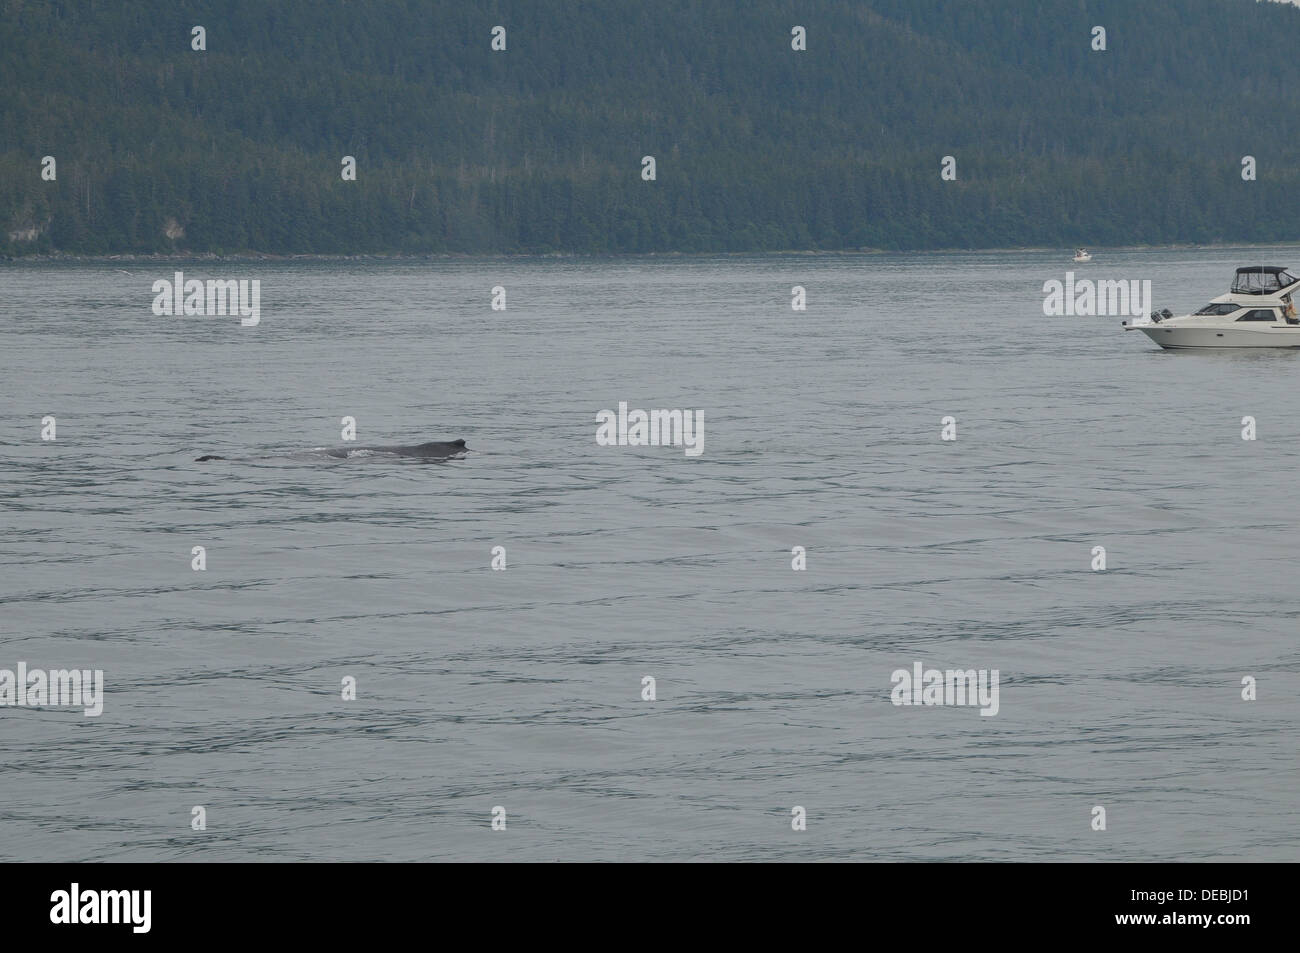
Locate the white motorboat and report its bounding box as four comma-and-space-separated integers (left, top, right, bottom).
1123, 265, 1300, 349
1073, 247, 1092, 262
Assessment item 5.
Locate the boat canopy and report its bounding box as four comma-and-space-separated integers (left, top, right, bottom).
1232, 266, 1299, 294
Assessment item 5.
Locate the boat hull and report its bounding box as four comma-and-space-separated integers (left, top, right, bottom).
1137, 325, 1300, 349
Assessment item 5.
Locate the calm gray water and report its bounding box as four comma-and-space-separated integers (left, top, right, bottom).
2, 249, 1298, 862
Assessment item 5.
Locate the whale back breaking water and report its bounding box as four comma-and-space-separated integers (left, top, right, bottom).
196, 439, 469, 462
322, 439, 468, 459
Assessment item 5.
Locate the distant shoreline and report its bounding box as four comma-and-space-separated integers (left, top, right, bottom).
5, 241, 1300, 264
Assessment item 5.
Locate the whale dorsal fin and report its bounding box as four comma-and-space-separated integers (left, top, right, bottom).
453, 439, 466, 446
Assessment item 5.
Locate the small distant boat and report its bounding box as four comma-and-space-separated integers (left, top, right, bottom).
1072, 247, 1092, 263
1123, 265, 1300, 349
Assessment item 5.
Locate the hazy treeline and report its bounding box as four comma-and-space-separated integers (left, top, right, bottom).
2, 0, 1298, 255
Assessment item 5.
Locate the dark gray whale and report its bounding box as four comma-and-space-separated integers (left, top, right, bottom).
195, 439, 468, 462
322, 439, 468, 459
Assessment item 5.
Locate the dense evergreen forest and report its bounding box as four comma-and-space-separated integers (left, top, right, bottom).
2, 0, 1299, 255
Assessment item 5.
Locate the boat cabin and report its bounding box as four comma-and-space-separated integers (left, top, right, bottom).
1230, 266, 1300, 295
1188, 266, 1300, 324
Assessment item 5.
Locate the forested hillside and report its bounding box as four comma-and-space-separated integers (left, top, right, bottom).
2, 0, 1299, 255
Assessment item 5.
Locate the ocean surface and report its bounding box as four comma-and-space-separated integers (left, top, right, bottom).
2, 248, 1298, 862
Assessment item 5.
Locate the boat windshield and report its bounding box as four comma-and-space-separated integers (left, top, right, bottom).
1231, 268, 1299, 294
1195, 302, 1242, 316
